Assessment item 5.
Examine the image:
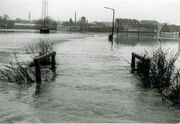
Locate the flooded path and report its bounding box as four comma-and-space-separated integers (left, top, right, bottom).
0, 32, 179, 122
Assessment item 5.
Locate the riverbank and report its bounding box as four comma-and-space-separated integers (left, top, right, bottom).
0, 29, 39, 33
0, 29, 59, 33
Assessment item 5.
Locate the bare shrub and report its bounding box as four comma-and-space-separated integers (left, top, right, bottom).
139, 46, 180, 104
0, 39, 55, 85
26, 39, 54, 59
149, 47, 180, 89
26, 39, 54, 66
0, 54, 35, 84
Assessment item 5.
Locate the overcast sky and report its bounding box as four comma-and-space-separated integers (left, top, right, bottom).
0, 0, 180, 25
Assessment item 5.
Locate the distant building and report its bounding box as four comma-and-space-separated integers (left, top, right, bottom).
57, 23, 70, 31
102, 22, 112, 27
14, 23, 36, 29
115, 18, 139, 31
80, 16, 86, 24
69, 18, 73, 24
58, 19, 81, 31
116, 18, 139, 25
90, 22, 105, 28
161, 32, 179, 38
115, 18, 158, 32
58, 16, 114, 32
140, 20, 158, 25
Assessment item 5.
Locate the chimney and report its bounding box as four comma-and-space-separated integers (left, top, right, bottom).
29, 12, 31, 22
75, 11, 77, 23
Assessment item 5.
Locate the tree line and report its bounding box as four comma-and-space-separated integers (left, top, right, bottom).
0, 15, 58, 30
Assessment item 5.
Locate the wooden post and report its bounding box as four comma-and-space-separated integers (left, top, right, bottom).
34, 60, 41, 93
34, 60, 41, 84
51, 54, 56, 70
131, 53, 135, 70
131, 52, 151, 83
144, 59, 150, 82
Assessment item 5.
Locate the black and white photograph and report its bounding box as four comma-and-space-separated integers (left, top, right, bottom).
0, 0, 180, 123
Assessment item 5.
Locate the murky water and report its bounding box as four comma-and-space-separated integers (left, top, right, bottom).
0, 31, 179, 123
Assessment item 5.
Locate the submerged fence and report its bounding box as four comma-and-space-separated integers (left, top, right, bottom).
131, 52, 150, 82
34, 51, 56, 92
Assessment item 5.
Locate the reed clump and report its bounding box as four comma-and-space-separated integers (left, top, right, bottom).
26, 39, 54, 58
0, 39, 55, 85
26, 39, 54, 66
0, 54, 35, 84
139, 47, 180, 105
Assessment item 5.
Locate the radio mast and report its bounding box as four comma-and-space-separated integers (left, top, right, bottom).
40, 0, 49, 33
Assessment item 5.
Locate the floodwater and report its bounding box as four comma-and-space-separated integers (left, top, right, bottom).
0, 31, 179, 123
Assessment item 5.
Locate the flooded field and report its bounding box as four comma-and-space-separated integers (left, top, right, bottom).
0, 32, 179, 123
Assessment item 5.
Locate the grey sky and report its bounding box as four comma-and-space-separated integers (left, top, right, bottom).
0, 0, 180, 25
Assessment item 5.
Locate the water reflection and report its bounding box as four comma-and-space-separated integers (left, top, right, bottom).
115, 33, 158, 46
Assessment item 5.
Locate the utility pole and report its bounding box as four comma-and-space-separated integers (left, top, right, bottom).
104, 7, 115, 42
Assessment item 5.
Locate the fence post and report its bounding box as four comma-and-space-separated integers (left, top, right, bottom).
34, 60, 41, 84
144, 59, 150, 82
131, 53, 135, 70
51, 54, 56, 70
34, 59, 41, 93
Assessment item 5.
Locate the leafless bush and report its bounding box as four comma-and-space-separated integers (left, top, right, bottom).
0, 54, 35, 84
26, 39, 54, 59
149, 47, 180, 89
0, 39, 55, 85
26, 39, 54, 66
139, 46, 180, 104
